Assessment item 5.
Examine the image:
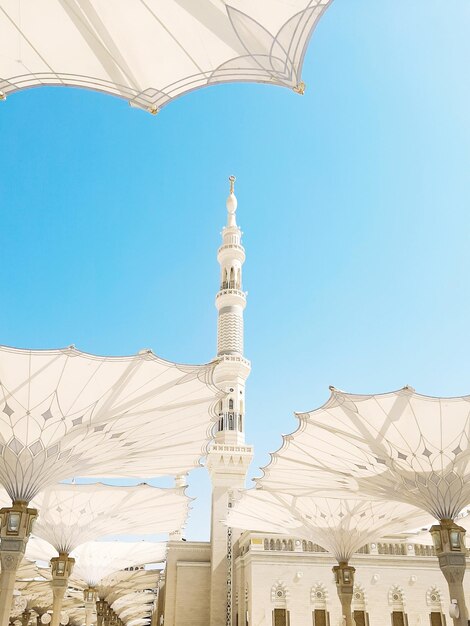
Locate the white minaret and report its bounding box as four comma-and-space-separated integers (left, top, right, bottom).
206, 177, 253, 626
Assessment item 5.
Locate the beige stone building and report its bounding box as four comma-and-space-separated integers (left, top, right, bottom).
155, 185, 470, 626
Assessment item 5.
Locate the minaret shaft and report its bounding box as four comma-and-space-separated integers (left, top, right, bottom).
207, 177, 253, 626
214, 176, 250, 446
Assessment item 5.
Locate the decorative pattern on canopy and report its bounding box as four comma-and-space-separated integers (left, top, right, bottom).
0, 0, 332, 112
228, 491, 431, 562
261, 386, 470, 521
26, 482, 190, 553
0, 345, 221, 502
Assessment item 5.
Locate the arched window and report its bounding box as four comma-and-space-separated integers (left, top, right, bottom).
229, 398, 234, 410
302, 540, 307, 551
230, 267, 235, 288
269, 539, 275, 550
264, 539, 269, 551
228, 415, 234, 430
275, 539, 281, 551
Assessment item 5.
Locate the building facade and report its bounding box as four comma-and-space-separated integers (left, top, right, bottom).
155, 183, 470, 626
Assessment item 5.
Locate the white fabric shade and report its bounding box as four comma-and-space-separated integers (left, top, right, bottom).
70, 540, 165, 588
112, 591, 155, 617
27, 482, 190, 553
0, 345, 222, 501
228, 490, 432, 562
11, 580, 53, 613
0, 0, 332, 112
26, 537, 166, 588
262, 386, 470, 520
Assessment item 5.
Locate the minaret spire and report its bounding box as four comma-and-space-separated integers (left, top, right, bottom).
226, 175, 237, 228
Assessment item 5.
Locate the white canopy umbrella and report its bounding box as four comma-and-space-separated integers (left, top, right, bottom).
30, 482, 190, 554
9, 482, 188, 626
65, 570, 158, 626
264, 386, 470, 625
26, 539, 165, 589
112, 591, 154, 614
228, 490, 431, 562
112, 592, 154, 618
0, 345, 221, 503
228, 490, 430, 625
0, 344, 220, 626
0, 0, 332, 112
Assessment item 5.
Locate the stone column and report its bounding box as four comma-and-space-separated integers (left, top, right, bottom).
96, 602, 108, 626
50, 554, 75, 626
84, 588, 97, 626
0, 502, 38, 626
332, 561, 356, 626
430, 520, 468, 626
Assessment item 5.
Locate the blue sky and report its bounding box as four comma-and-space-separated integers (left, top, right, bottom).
1, 0, 470, 540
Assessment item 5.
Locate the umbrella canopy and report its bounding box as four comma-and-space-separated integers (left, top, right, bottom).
0, 0, 332, 112
228, 490, 432, 562
112, 591, 155, 618
261, 386, 470, 520
71, 541, 164, 588
26, 482, 190, 553
26, 538, 165, 588
0, 344, 222, 502
11, 580, 53, 613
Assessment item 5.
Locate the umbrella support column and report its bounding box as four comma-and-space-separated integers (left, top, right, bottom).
96, 601, 109, 626
51, 581, 67, 626
50, 554, 75, 626
0, 502, 37, 626
333, 561, 355, 626
84, 589, 97, 626
430, 521, 469, 626
21, 611, 31, 626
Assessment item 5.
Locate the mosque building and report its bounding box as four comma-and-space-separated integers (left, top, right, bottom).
155, 181, 470, 626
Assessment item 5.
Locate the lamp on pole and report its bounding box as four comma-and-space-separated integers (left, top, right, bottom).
96, 601, 108, 626
0, 502, 38, 626
84, 589, 97, 626
333, 561, 356, 626
430, 520, 468, 626
50, 554, 75, 626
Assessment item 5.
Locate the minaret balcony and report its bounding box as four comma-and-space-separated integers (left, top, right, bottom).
217, 243, 245, 264
216, 288, 246, 303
